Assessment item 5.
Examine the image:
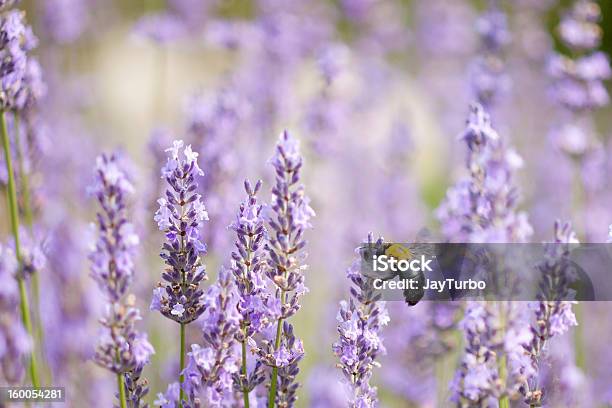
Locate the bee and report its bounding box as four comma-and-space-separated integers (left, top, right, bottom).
361, 230, 436, 306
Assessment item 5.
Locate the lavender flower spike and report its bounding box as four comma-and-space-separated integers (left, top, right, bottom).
333, 235, 389, 408
265, 130, 314, 407
469, 0, 511, 109
152, 140, 209, 406
181, 267, 241, 407
0, 1, 20, 10
152, 140, 208, 324
436, 103, 532, 243
0, 9, 37, 111
450, 301, 533, 407
89, 153, 153, 408
230, 180, 275, 405
521, 221, 579, 406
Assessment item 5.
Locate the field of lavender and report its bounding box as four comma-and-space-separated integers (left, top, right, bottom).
1, 0, 611, 407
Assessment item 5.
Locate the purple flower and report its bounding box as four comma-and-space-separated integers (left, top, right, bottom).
549, 0, 610, 114
229, 180, 276, 398
0, 10, 37, 110
155, 382, 180, 408
521, 221, 579, 406
42, 0, 90, 44
181, 267, 240, 407
557, 0, 602, 51
265, 131, 314, 312
548, 53, 611, 112
14, 57, 46, 112
437, 103, 532, 243
125, 365, 151, 408
333, 235, 389, 408
0, 0, 20, 10
89, 154, 138, 302
152, 140, 208, 324
261, 130, 313, 405
439, 104, 534, 405
451, 301, 533, 405
89, 153, 152, 406
469, 3, 511, 108
0, 244, 31, 384
12, 226, 46, 279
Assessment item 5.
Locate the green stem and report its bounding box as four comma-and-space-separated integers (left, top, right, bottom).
12, 113, 34, 228
117, 372, 127, 408
569, 161, 586, 372
241, 339, 250, 408
497, 354, 509, 408
574, 302, 586, 370
497, 302, 509, 408
19, 279, 39, 387
179, 323, 185, 407
1, 110, 39, 387
13, 112, 48, 383
268, 299, 285, 408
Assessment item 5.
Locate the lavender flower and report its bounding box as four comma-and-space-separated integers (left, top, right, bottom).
451, 301, 533, 406
469, 1, 511, 109
521, 221, 579, 406
155, 383, 180, 408
231, 180, 275, 337
0, 244, 31, 384
549, 0, 610, 115
548, 52, 611, 113
333, 235, 389, 407
303, 44, 350, 155
181, 267, 240, 406
93, 300, 152, 376
263, 130, 314, 406
14, 56, 46, 112
152, 140, 209, 324
13, 226, 45, 279
41, 0, 90, 44
265, 131, 314, 317
557, 0, 602, 51
0, 10, 37, 110
89, 153, 153, 407
89, 154, 138, 301
439, 104, 534, 406
125, 365, 151, 408
152, 140, 209, 406
0, 0, 20, 10
437, 103, 532, 243
230, 180, 277, 402
272, 322, 303, 407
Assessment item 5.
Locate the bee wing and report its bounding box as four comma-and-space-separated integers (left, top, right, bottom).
361, 266, 398, 281
414, 228, 436, 243
407, 242, 436, 259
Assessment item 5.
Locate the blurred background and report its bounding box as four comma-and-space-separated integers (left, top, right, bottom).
2, 0, 612, 406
